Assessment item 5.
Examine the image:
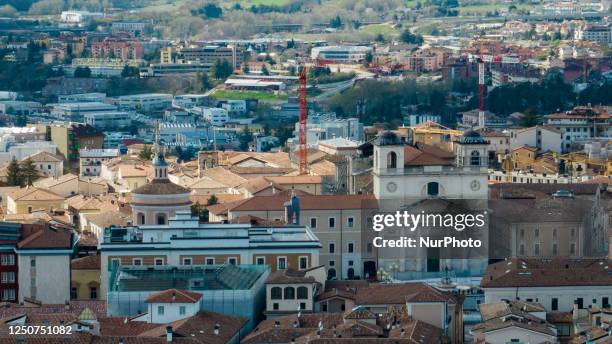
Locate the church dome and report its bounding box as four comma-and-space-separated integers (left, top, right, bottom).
374, 131, 401, 146
132, 179, 190, 196
458, 130, 488, 144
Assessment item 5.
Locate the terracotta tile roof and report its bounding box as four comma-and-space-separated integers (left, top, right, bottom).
266, 268, 317, 284
202, 167, 247, 188
145, 289, 202, 304
229, 166, 295, 176
17, 225, 72, 250
188, 177, 229, 189
226, 193, 378, 213
34, 173, 79, 189
71, 254, 101, 270
189, 193, 244, 205
0, 300, 106, 320
266, 175, 323, 185
404, 145, 452, 166
356, 283, 461, 305
85, 211, 132, 229
24, 151, 63, 163
8, 187, 65, 202
118, 164, 152, 178
238, 176, 274, 194
481, 258, 612, 288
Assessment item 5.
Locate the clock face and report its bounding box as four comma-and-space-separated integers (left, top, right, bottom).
470, 180, 481, 191
386, 182, 398, 193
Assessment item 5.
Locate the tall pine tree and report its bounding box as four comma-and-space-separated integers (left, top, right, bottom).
20, 158, 38, 186
6, 158, 21, 186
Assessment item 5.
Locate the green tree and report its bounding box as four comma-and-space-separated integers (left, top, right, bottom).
201, 3, 222, 18
207, 194, 218, 206
138, 145, 153, 161
287, 65, 297, 76
212, 59, 233, 79
330, 15, 342, 28
198, 72, 211, 91
238, 127, 253, 151
6, 158, 21, 186
365, 51, 373, 64
400, 30, 424, 45
519, 109, 539, 127
190, 201, 209, 221
74, 66, 92, 78
261, 64, 270, 76
20, 158, 38, 186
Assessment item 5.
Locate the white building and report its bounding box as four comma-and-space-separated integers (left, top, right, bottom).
508, 126, 563, 153
84, 111, 131, 130
0, 141, 58, 165
58, 93, 106, 103
144, 289, 202, 324
60, 11, 104, 24
79, 148, 120, 178
24, 151, 63, 179
15, 226, 73, 305
574, 24, 611, 44
294, 114, 364, 145
482, 258, 612, 313
0, 101, 42, 116
310, 46, 373, 63
172, 94, 209, 109
51, 102, 117, 121
191, 107, 229, 127
160, 124, 199, 143
265, 266, 326, 319
221, 100, 247, 116
119, 93, 172, 113
545, 107, 612, 152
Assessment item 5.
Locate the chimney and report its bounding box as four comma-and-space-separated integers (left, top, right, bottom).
172, 292, 176, 302
400, 328, 405, 338
165, 326, 173, 342
214, 324, 220, 335
573, 302, 579, 321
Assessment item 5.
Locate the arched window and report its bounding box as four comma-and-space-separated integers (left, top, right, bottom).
156, 213, 167, 225
297, 286, 308, 299
271, 287, 282, 299
327, 268, 336, 280
427, 182, 439, 196
386, 151, 397, 169
284, 287, 295, 299
470, 150, 481, 166
137, 213, 145, 225
347, 268, 355, 279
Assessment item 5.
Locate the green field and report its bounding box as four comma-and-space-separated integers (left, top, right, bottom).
211, 89, 290, 102
359, 23, 397, 36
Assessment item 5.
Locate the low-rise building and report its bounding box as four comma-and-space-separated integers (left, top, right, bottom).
311, 45, 373, 63
79, 148, 120, 178
6, 187, 65, 215
70, 254, 101, 300
23, 151, 63, 179
265, 267, 326, 319
83, 111, 131, 130
118, 93, 172, 113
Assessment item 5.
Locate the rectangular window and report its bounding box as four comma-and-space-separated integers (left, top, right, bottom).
328, 217, 336, 229
534, 228, 539, 238
179, 306, 186, 315
310, 218, 317, 229
570, 243, 576, 255
534, 243, 540, 256
111, 258, 121, 267
182, 257, 192, 266
552, 243, 558, 255
277, 257, 287, 270
273, 303, 279, 310
255, 257, 265, 265
90, 287, 97, 299
603, 297, 609, 308
329, 242, 335, 254
577, 298, 584, 309
329, 260, 335, 267
205, 258, 215, 265
132, 258, 142, 266
228, 257, 237, 265
348, 242, 354, 253
299, 256, 308, 270
551, 298, 558, 311
520, 229, 524, 239
30, 258, 36, 267
157, 306, 164, 315
347, 217, 354, 228
519, 244, 525, 256
154, 258, 164, 266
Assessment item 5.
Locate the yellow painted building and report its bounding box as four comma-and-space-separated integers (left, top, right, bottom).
71, 255, 101, 300
6, 187, 65, 214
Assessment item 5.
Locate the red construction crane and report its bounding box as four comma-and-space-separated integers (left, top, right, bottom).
298, 66, 308, 175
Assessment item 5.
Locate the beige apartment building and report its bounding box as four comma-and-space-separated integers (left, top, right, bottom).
209, 191, 379, 280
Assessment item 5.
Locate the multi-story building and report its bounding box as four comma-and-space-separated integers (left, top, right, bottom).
79, 148, 120, 178
51, 102, 118, 122
209, 192, 377, 280
91, 38, 143, 60
6, 187, 66, 215
191, 107, 229, 127
545, 106, 612, 152
508, 125, 563, 153
482, 258, 612, 313
0, 222, 21, 303
293, 114, 364, 145
57, 92, 106, 103
99, 211, 321, 299
23, 151, 64, 179
160, 44, 243, 69
575, 24, 611, 44
50, 123, 104, 161
310, 45, 372, 63
15, 224, 74, 304
118, 93, 172, 113
83, 111, 131, 130
110, 21, 151, 35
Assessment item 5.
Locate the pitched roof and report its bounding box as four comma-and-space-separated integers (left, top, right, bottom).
16, 225, 72, 250
265, 175, 323, 185
481, 258, 612, 288
404, 145, 452, 166
145, 289, 202, 304
266, 268, 317, 284
23, 151, 62, 163
71, 254, 101, 270
8, 187, 65, 202
201, 167, 247, 188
